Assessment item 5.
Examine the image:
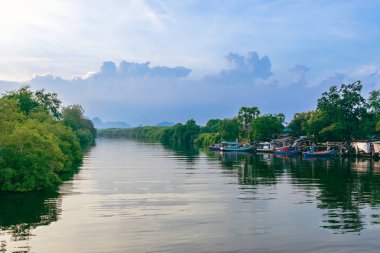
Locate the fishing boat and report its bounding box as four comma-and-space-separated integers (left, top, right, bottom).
220, 140, 254, 152
274, 148, 298, 156
303, 149, 337, 158
208, 143, 221, 151
256, 142, 275, 153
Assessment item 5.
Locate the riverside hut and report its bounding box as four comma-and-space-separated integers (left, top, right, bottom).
351, 141, 372, 156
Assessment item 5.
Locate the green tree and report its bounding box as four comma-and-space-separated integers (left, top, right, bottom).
251, 114, 284, 141
237, 106, 260, 139
0, 88, 94, 192
3, 86, 62, 119
34, 89, 62, 119
316, 81, 367, 140
203, 119, 222, 133
0, 122, 64, 191
288, 112, 309, 137
367, 90, 380, 115
3, 86, 40, 115
62, 105, 96, 149
220, 118, 241, 141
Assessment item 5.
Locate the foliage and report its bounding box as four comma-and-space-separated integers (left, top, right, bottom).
237, 106, 260, 138
98, 126, 167, 140
161, 119, 201, 146
219, 118, 241, 141
288, 81, 378, 141
202, 119, 222, 133
287, 112, 309, 137
3, 86, 62, 119
316, 81, 367, 140
367, 90, 380, 115
0, 87, 95, 192
194, 133, 222, 146
62, 105, 97, 149
251, 114, 284, 141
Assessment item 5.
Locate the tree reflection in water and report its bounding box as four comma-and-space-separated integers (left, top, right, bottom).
207, 150, 380, 234
0, 191, 61, 252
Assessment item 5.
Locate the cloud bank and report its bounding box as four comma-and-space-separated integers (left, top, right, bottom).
0, 51, 379, 126
204, 52, 272, 85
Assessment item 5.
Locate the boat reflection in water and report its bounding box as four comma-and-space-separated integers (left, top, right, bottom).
207, 150, 380, 234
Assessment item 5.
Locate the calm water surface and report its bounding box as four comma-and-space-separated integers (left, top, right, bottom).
2, 138, 380, 252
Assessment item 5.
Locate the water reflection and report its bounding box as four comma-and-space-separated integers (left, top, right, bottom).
0, 192, 60, 252
163, 144, 200, 164
2, 139, 380, 253
207, 151, 380, 234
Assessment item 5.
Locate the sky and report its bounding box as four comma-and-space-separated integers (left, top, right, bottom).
0, 0, 379, 126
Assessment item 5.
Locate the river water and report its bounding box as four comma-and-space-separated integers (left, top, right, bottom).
2, 138, 380, 252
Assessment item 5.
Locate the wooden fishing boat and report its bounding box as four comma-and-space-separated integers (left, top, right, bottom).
208, 144, 221, 151
220, 140, 254, 152
256, 142, 275, 153
303, 149, 337, 158
275, 149, 298, 156
221, 145, 254, 152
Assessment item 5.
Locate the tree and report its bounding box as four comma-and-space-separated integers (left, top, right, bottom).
35, 89, 62, 119
62, 105, 96, 149
288, 112, 309, 137
237, 106, 260, 138
316, 81, 367, 140
203, 119, 222, 133
3, 86, 40, 115
0, 122, 64, 191
0, 88, 95, 192
251, 114, 284, 141
367, 90, 380, 115
3, 86, 62, 119
219, 118, 240, 141
366, 90, 380, 137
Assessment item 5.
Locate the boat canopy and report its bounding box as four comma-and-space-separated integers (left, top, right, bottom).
221, 140, 239, 145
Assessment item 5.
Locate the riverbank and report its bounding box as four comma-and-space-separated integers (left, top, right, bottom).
98, 81, 380, 154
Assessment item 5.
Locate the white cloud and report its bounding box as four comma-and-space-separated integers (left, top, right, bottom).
289, 65, 309, 85
351, 65, 379, 79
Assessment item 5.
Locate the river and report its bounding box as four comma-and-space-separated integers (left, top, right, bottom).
1, 138, 380, 252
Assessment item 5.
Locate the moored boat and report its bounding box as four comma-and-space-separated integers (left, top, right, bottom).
275, 149, 298, 156
220, 140, 254, 152
303, 149, 337, 158
208, 144, 221, 151
221, 145, 254, 152
256, 142, 275, 153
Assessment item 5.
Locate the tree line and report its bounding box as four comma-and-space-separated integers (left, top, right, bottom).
98, 81, 380, 147
0, 86, 96, 192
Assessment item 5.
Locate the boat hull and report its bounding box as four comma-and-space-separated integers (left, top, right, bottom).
303, 150, 337, 158
256, 149, 275, 153
221, 146, 254, 152
274, 150, 298, 156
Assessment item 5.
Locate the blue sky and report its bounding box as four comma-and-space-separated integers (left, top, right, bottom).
0, 0, 379, 125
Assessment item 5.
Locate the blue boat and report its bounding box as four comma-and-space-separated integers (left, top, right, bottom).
274, 149, 298, 156
220, 140, 254, 152
303, 149, 337, 158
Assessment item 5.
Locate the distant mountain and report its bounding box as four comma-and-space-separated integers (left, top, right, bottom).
92, 117, 130, 129
156, 121, 175, 127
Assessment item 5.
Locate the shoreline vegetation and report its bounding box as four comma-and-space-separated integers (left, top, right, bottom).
0, 86, 96, 192
2, 81, 380, 192
98, 81, 380, 149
